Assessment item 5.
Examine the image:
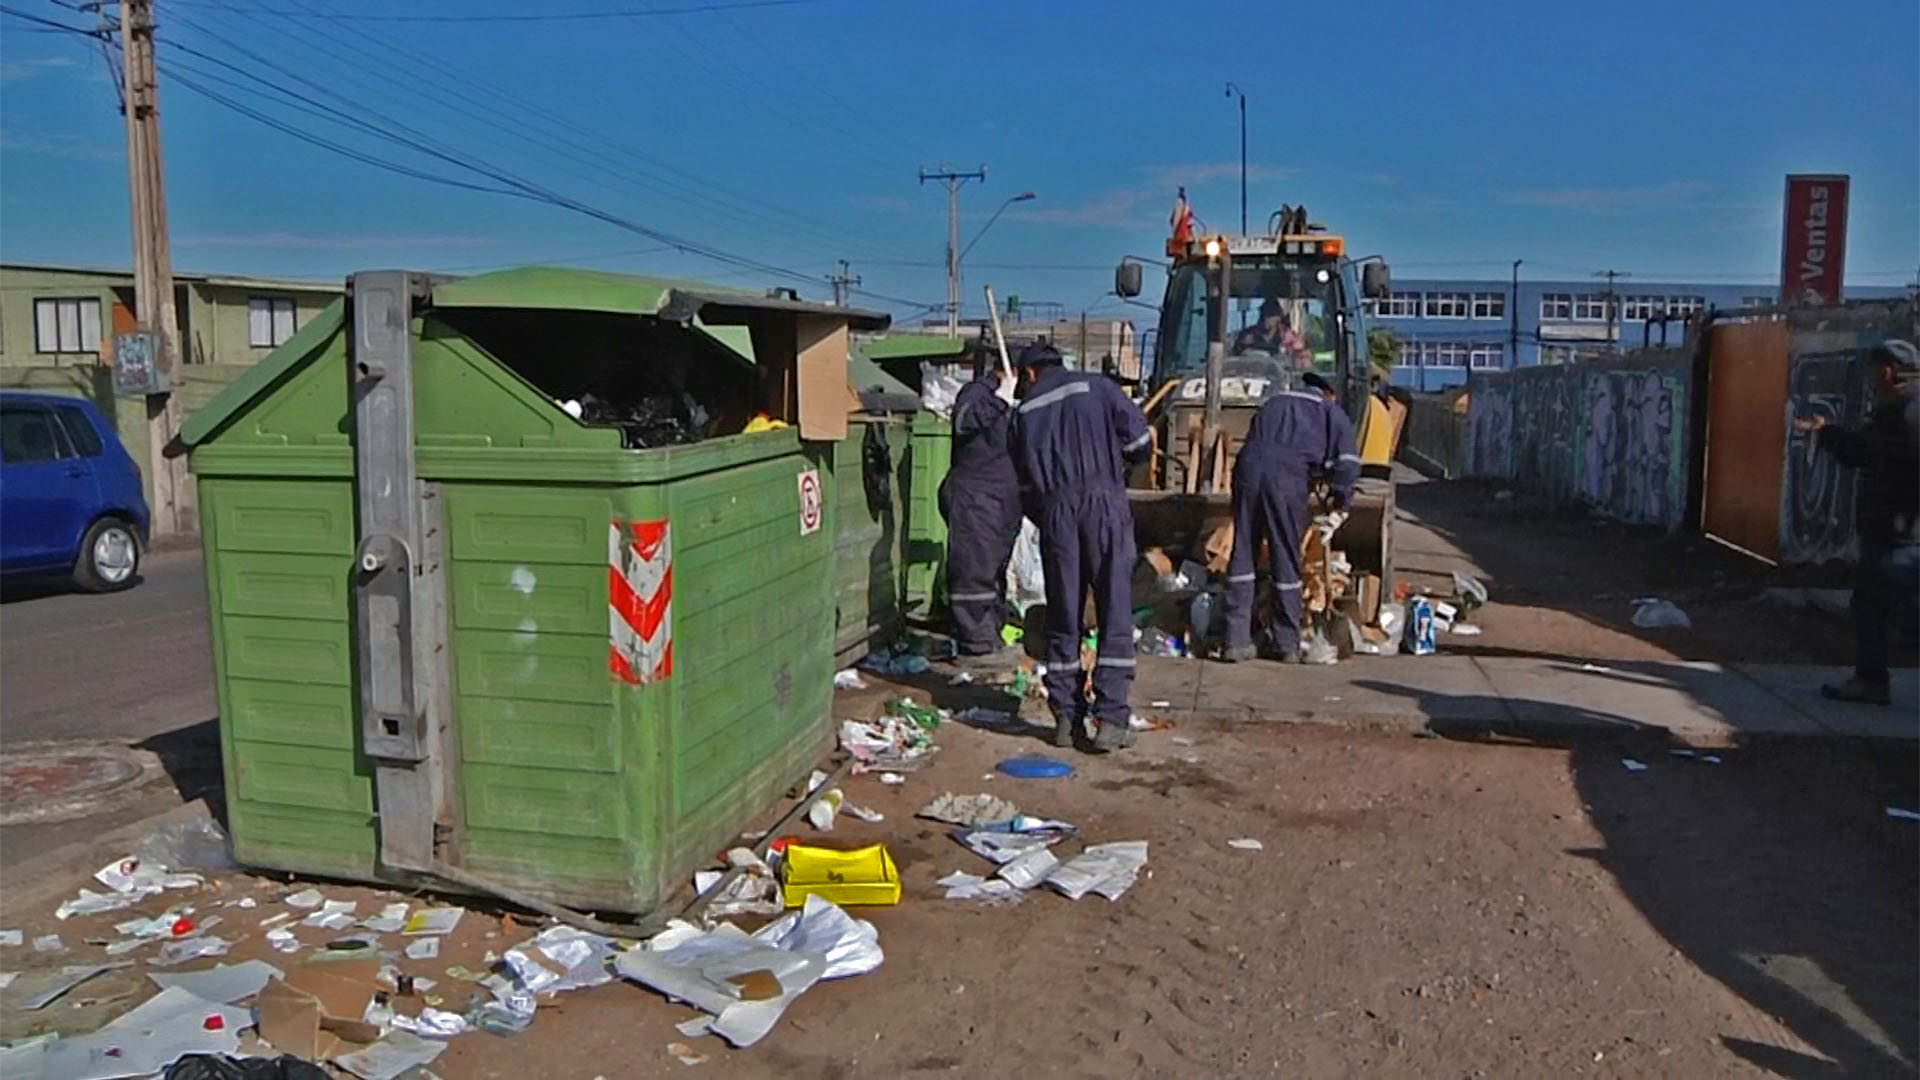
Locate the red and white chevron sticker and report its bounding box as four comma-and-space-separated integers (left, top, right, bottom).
609, 518, 672, 684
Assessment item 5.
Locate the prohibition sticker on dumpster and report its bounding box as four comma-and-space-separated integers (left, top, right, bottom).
798, 469, 823, 536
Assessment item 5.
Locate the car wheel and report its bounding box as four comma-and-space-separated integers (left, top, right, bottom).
75, 517, 140, 593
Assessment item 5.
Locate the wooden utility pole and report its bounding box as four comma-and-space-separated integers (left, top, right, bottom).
919, 166, 986, 337
120, 0, 192, 537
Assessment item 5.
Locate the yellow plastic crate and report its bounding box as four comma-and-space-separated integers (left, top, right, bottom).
781, 843, 901, 907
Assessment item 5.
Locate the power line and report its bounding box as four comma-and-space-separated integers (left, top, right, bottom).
157, 0, 832, 22
0, 3, 108, 36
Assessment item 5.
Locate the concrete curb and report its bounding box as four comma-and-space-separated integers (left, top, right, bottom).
1, 798, 215, 917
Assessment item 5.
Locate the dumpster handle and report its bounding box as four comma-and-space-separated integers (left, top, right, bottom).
428, 757, 856, 939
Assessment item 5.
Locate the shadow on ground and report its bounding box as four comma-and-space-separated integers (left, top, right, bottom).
133, 718, 226, 827
1358, 675, 1919, 1076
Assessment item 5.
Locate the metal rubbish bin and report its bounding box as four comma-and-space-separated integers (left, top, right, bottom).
179, 266, 888, 913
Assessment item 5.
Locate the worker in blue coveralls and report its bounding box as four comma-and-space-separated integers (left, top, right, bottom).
939, 349, 1024, 667
1009, 341, 1153, 752
1220, 371, 1361, 663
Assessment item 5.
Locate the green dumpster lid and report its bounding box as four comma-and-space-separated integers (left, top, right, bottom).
182, 266, 892, 447
857, 333, 970, 361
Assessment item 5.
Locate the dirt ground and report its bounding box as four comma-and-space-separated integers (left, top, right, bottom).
7, 696, 1913, 1079
1393, 478, 1907, 669
4, 479, 1915, 1077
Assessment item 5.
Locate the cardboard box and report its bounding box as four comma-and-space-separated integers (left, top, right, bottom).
255, 957, 384, 1061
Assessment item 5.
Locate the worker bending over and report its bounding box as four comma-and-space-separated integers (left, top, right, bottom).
1221, 372, 1360, 663
1010, 343, 1152, 751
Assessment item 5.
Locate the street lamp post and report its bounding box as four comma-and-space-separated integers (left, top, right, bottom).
1224, 82, 1246, 235
959, 191, 1036, 326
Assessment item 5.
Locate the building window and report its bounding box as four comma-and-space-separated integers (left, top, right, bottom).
1471, 292, 1505, 320
1741, 295, 1772, 308
1540, 344, 1576, 366
1571, 294, 1611, 322
248, 297, 298, 348
1620, 296, 1660, 322
32, 298, 103, 355
1539, 293, 1572, 320
1377, 293, 1422, 318
1469, 344, 1504, 370
1420, 342, 1468, 368
1666, 295, 1705, 316
1423, 292, 1470, 319
1397, 340, 1419, 366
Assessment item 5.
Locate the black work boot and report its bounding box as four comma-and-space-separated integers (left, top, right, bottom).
1090, 714, 1135, 753
1821, 675, 1892, 706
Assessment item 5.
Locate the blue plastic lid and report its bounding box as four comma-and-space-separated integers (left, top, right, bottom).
997, 754, 1074, 779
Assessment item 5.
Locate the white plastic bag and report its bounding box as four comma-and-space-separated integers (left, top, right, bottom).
920, 370, 963, 420
1007, 518, 1046, 613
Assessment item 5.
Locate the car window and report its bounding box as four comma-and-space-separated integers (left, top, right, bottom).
0, 406, 66, 464
55, 406, 105, 458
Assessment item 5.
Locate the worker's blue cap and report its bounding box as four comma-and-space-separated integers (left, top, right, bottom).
1016, 342, 1063, 369
1870, 339, 1919, 374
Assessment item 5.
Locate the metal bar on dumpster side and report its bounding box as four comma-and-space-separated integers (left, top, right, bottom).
349, 269, 443, 874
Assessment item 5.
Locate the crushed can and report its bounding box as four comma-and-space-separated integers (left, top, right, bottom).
1404, 597, 1437, 656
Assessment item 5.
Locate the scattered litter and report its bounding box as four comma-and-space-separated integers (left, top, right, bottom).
1149, 700, 1172, 709
1047, 842, 1149, 902
302, 901, 358, 931
56, 890, 138, 921
1621, 758, 1649, 773
401, 908, 464, 936
842, 803, 885, 823
955, 828, 1066, 865
782, 844, 900, 907
1402, 598, 1437, 656
229, 898, 257, 911
359, 903, 409, 934
265, 928, 300, 954
22, 985, 251, 1080
136, 819, 236, 874
996, 847, 1059, 890
1580, 663, 1614, 674
1227, 838, 1265, 852
860, 649, 930, 677
832, 669, 868, 691
255, 957, 384, 1061
666, 1040, 709, 1066
1449, 623, 1484, 636
879, 773, 905, 786
1887, 807, 1920, 822
804, 770, 844, 831
93, 856, 201, 896
153, 937, 231, 967
947, 670, 974, 686
283, 890, 324, 910
918, 792, 1019, 827
148, 960, 281, 1004
1667, 749, 1721, 764
33, 935, 64, 954
693, 848, 783, 918
1171, 735, 1196, 747
936, 872, 1021, 904
615, 896, 881, 1048
838, 716, 937, 774
0, 930, 20, 947
1452, 571, 1489, 612
334, 1030, 448, 1080
1631, 597, 1692, 630
996, 754, 1073, 779
16, 961, 132, 1010
388, 1007, 468, 1040
405, 938, 440, 961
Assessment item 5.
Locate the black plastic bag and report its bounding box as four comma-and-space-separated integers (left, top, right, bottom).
165, 1054, 331, 1080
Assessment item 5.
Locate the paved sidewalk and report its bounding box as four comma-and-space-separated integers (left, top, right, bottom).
1136, 654, 1920, 745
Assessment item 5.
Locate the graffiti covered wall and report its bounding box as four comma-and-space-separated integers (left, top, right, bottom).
1778, 301, 1919, 564
1465, 350, 1689, 529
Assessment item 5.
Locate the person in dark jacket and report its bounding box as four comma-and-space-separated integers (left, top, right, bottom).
939, 352, 1023, 665
1220, 374, 1361, 663
1793, 338, 1920, 705
1010, 342, 1152, 752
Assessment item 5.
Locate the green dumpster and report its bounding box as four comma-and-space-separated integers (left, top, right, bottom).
180, 266, 888, 914
852, 334, 970, 621
829, 352, 919, 662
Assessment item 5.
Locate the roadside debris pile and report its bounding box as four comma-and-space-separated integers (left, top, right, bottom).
838, 697, 945, 774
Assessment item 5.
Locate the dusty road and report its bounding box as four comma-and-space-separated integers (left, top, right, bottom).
0, 548, 215, 747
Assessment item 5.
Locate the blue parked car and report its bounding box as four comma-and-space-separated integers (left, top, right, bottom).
0, 392, 150, 592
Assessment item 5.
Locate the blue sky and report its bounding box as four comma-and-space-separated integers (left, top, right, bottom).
3, 0, 1916, 321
